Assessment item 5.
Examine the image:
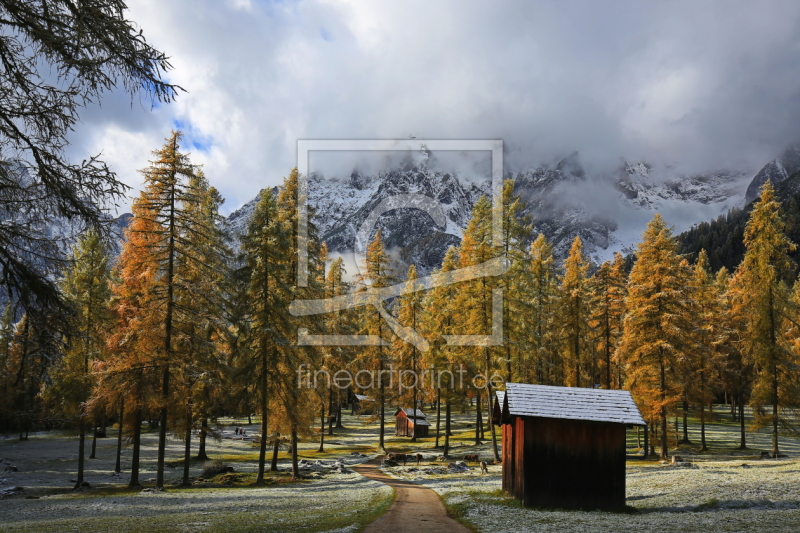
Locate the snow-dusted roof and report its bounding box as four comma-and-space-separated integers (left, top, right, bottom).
396, 408, 427, 419
354, 394, 375, 402
498, 383, 645, 426
496, 390, 506, 409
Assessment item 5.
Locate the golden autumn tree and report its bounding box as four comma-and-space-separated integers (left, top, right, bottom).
101, 192, 164, 488
498, 180, 532, 383
618, 214, 695, 460
393, 264, 425, 441
242, 169, 320, 479
525, 234, 559, 385
324, 255, 349, 433
686, 249, 726, 451
45, 229, 111, 489
454, 195, 501, 461
356, 229, 395, 453
731, 181, 799, 457
558, 236, 592, 388
588, 253, 627, 389
100, 131, 214, 489
717, 267, 752, 449
282, 170, 324, 479
241, 187, 288, 482
421, 245, 460, 454
137, 131, 199, 488
172, 171, 229, 485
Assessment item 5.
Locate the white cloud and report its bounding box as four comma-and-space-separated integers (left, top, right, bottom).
64, 0, 800, 215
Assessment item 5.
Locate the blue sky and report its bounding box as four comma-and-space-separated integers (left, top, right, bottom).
66, 0, 800, 215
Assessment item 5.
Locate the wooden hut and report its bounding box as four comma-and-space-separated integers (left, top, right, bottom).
394, 408, 430, 438
493, 383, 645, 511
352, 394, 376, 415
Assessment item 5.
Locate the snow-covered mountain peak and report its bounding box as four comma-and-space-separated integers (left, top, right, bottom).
223, 152, 761, 271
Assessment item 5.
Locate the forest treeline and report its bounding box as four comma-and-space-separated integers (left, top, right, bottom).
677, 170, 800, 273
1, 133, 800, 490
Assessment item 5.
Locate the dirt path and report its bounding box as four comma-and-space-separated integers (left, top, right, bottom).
352, 458, 471, 533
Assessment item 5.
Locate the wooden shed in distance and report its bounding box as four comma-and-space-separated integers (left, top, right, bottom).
494, 383, 646, 511
394, 408, 430, 438
352, 394, 376, 415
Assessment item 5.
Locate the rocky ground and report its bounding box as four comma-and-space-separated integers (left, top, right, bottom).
381, 410, 800, 532
1, 407, 799, 532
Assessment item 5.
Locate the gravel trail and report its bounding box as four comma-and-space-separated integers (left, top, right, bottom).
353, 457, 470, 533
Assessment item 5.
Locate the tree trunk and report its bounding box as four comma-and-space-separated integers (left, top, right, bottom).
89, 421, 98, 459
506, 343, 512, 383
410, 350, 418, 443
739, 395, 747, 450
182, 400, 193, 485
335, 390, 343, 428
772, 371, 779, 457
74, 416, 85, 490
673, 415, 678, 448
435, 389, 441, 448
659, 355, 668, 460
378, 374, 385, 453
129, 409, 142, 488
156, 367, 170, 489
699, 403, 707, 451
680, 400, 691, 444
649, 421, 656, 457
474, 392, 482, 445
291, 426, 300, 479
486, 347, 501, 462
115, 398, 124, 474
196, 415, 209, 461
318, 402, 325, 452
270, 432, 280, 472
157, 167, 177, 492
769, 287, 779, 457
605, 315, 612, 389
256, 348, 269, 484
443, 399, 451, 458
328, 386, 334, 436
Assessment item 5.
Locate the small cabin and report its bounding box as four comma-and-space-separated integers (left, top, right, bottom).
394, 408, 430, 438
352, 394, 376, 415
494, 383, 645, 511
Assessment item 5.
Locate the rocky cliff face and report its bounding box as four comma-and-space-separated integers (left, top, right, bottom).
745, 145, 800, 204
223, 152, 755, 273
310, 165, 487, 274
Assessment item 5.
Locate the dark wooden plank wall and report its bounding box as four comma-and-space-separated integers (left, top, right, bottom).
519, 417, 626, 510
501, 422, 515, 493
514, 416, 526, 500
395, 414, 407, 437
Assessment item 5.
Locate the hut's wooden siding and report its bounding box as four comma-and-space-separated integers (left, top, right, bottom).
394, 410, 429, 438
502, 416, 626, 510
395, 415, 407, 437
501, 422, 514, 493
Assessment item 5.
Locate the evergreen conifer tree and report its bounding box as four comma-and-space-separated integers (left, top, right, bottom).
618, 214, 695, 460
559, 236, 592, 388
527, 234, 559, 385
731, 182, 798, 456
46, 229, 111, 489
588, 254, 627, 389
356, 229, 395, 452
